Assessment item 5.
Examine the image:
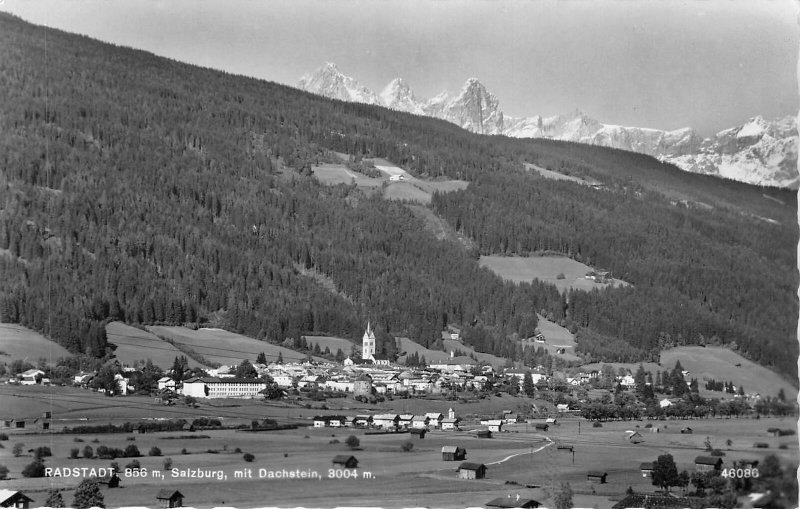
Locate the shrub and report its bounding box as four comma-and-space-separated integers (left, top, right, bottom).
45, 490, 65, 508
72, 479, 104, 509
82, 445, 94, 459
710, 449, 725, 457
753, 442, 770, 448
329, 439, 340, 444
400, 441, 414, 452
234, 447, 242, 453
12, 443, 23, 457
91, 438, 99, 443
556, 273, 565, 280
592, 421, 602, 428
148, 446, 162, 456
124, 459, 141, 471
124, 444, 141, 457
163, 457, 173, 470
345, 435, 360, 449
34, 446, 52, 459
0, 465, 8, 480
126, 436, 136, 441
0, 433, 8, 440
243, 453, 255, 462
69, 448, 80, 459
73, 437, 84, 443
181, 448, 188, 455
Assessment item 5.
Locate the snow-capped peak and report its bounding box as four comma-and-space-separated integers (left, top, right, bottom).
379, 78, 424, 115
298, 63, 380, 105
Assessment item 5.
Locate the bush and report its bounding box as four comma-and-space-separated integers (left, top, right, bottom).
163, 457, 173, 470
592, 421, 602, 428
45, 490, 65, 508
400, 441, 414, 452
72, 478, 104, 509
345, 435, 360, 449
126, 436, 135, 441
753, 442, 770, 448
124, 459, 141, 471
234, 447, 242, 453
12, 443, 23, 457
124, 444, 141, 457
710, 449, 725, 456
22, 458, 46, 477
35, 446, 52, 459
69, 448, 80, 459
0, 465, 8, 480
329, 439, 340, 444
82, 445, 94, 459
243, 453, 255, 462
181, 448, 188, 455
91, 438, 99, 443
148, 446, 162, 456
0, 433, 8, 440
73, 437, 84, 443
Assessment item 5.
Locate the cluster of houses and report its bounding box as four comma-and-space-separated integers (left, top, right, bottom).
311, 409, 461, 431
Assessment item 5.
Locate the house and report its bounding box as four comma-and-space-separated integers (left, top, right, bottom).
156, 489, 184, 508
640, 462, 654, 477
587, 471, 607, 483
354, 415, 372, 428
441, 417, 460, 431
332, 455, 359, 469
409, 428, 427, 438
411, 415, 430, 429
157, 377, 176, 391
556, 403, 570, 412
659, 398, 673, 408
0, 490, 34, 508
545, 417, 557, 424
181, 377, 267, 399
458, 462, 487, 479
484, 419, 503, 433
694, 456, 723, 472
425, 412, 444, 427
388, 174, 406, 182
398, 414, 414, 428
19, 369, 45, 385
372, 414, 399, 429
475, 430, 492, 439
627, 431, 644, 444
486, 495, 541, 508
442, 446, 467, 461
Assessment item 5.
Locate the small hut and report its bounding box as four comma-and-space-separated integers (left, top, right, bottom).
156, 489, 184, 508
441, 446, 467, 461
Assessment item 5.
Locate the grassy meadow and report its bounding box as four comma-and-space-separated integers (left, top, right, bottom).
0, 323, 73, 364
479, 254, 630, 293
106, 322, 208, 369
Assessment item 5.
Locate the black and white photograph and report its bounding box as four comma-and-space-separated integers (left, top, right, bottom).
0, 1, 797, 508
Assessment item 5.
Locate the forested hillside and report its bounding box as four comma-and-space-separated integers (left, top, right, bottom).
0, 13, 796, 381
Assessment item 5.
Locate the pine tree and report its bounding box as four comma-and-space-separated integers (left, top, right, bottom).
45, 490, 65, 508
523, 371, 535, 397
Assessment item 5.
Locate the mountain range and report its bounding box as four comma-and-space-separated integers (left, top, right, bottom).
298, 63, 798, 188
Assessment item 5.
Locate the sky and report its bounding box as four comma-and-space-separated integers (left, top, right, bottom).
2, 0, 797, 136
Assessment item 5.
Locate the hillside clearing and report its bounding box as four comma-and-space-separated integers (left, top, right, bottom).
105, 322, 208, 369
146, 326, 326, 366
0, 323, 72, 363
480, 254, 629, 293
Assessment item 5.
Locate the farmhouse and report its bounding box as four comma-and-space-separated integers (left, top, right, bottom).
332, 455, 359, 469
0, 490, 34, 509
640, 462, 654, 477
156, 489, 184, 508
587, 471, 607, 483
694, 456, 723, 472
180, 377, 266, 399
441, 417, 460, 431
486, 495, 541, 508
19, 369, 44, 385
411, 415, 430, 429
441, 446, 467, 461
483, 419, 503, 433
458, 462, 487, 479
372, 414, 399, 429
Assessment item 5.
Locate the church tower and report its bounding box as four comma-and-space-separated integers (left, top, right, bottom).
361, 322, 376, 360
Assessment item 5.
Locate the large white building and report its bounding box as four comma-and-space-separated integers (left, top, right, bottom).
181, 377, 266, 399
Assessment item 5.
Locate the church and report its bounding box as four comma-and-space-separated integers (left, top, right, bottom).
361, 323, 390, 366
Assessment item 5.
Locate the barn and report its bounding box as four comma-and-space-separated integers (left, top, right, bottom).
0, 490, 34, 509
332, 455, 359, 469
587, 471, 607, 483
441, 446, 467, 461
694, 456, 723, 472
156, 489, 184, 508
458, 462, 487, 479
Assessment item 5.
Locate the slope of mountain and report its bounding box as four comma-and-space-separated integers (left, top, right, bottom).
298, 63, 797, 188
0, 13, 796, 382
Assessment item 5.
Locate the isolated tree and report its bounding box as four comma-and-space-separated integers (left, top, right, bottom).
22, 458, 46, 477
651, 453, 680, 492
277, 351, 284, 364
12, 443, 23, 457
345, 435, 360, 450
256, 352, 267, 365
0, 465, 8, 480
523, 371, 535, 397
45, 490, 65, 508
163, 457, 173, 470
553, 481, 573, 509
72, 478, 105, 509
235, 359, 258, 379
83, 445, 94, 459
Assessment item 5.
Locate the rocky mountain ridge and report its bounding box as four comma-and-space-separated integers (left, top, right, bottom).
298, 63, 798, 188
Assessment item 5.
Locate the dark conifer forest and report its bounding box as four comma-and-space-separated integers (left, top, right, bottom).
0, 13, 796, 380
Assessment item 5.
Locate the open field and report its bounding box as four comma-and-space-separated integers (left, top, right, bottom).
523, 316, 580, 361
0, 323, 73, 364
146, 326, 326, 366
479, 254, 629, 293
312, 162, 384, 190
0, 393, 795, 509
106, 322, 208, 370
581, 346, 797, 401
383, 181, 432, 203
525, 162, 603, 187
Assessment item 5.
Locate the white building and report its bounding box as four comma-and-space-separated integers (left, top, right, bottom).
362, 323, 376, 361
181, 377, 267, 399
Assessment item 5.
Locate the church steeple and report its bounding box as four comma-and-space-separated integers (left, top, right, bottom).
361, 322, 376, 360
